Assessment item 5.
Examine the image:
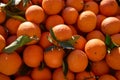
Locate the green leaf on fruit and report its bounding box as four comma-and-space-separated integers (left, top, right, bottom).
63, 61, 68, 77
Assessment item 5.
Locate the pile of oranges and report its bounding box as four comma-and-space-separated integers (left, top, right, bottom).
0, 0, 120, 80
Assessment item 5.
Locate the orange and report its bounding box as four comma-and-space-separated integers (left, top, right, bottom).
23, 45, 43, 67
99, 0, 119, 16
25, 5, 45, 24
17, 21, 41, 45
106, 47, 120, 70
85, 39, 106, 62
45, 15, 64, 30
15, 76, 32, 80
98, 74, 117, 80
44, 48, 65, 68
5, 18, 22, 35
115, 70, 120, 80
0, 7, 6, 24
0, 73, 11, 80
76, 71, 96, 80
39, 32, 52, 49
31, 67, 52, 80
101, 17, 120, 35
83, 1, 99, 14
86, 30, 105, 42
62, 7, 78, 24
68, 25, 77, 35
0, 52, 22, 75
0, 25, 7, 39
96, 14, 106, 29
53, 67, 75, 80
91, 60, 110, 76
0, 34, 6, 52
6, 35, 17, 45
73, 35, 87, 50
42, 0, 65, 15
111, 33, 120, 46
77, 11, 97, 32
52, 24, 73, 41
66, 0, 84, 12
67, 50, 88, 72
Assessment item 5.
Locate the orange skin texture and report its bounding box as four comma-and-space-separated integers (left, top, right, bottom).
77, 11, 97, 32
17, 21, 41, 45
31, 67, 52, 80
91, 60, 110, 76
68, 25, 77, 35
101, 17, 120, 35
62, 7, 79, 24
15, 76, 32, 80
5, 18, 22, 35
0, 7, 6, 24
0, 25, 7, 39
0, 34, 6, 52
45, 15, 64, 30
85, 39, 106, 62
84, 1, 99, 14
99, 0, 119, 16
66, 0, 84, 11
25, 5, 45, 24
67, 50, 88, 72
52, 24, 73, 41
23, 45, 43, 67
39, 32, 52, 49
53, 68, 75, 80
6, 35, 17, 45
42, 0, 65, 15
0, 73, 11, 80
76, 71, 96, 80
44, 48, 65, 68
111, 33, 120, 46
106, 47, 120, 70
115, 70, 120, 80
0, 52, 22, 75
98, 74, 117, 80
86, 30, 105, 42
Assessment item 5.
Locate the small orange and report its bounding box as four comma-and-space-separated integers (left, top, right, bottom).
62, 7, 79, 24
84, 1, 99, 14
0, 7, 6, 24
45, 15, 64, 30
23, 45, 43, 67
15, 76, 32, 80
77, 11, 97, 32
73, 35, 87, 50
0, 25, 7, 39
99, 0, 119, 16
5, 18, 22, 35
42, 0, 65, 15
67, 50, 88, 72
44, 48, 65, 68
0, 34, 6, 52
101, 17, 120, 35
53, 67, 75, 80
0, 52, 22, 75
106, 47, 120, 70
39, 32, 52, 49
86, 30, 105, 42
25, 5, 45, 24
66, 0, 84, 12
52, 24, 73, 41
91, 60, 110, 76
76, 71, 96, 80
17, 21, 41, 45
115, 70, 120, 80
111, 33, 120, 46
0, 73, 11, 80
85, 39, 106, 62
31, 67, 52, 80
98, 74, 117, 80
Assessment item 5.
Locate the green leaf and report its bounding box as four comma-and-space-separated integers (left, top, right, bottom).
63, 61, 68, 77
68, 35, 80, 45
105, 34, 111, 46
39, 62, 45, 70
45, 45, 56, 52
49, 28, 58, 42
59, 41, 74, 49
22, 0, 30, 7
3, 35, 33, 53
12, 15, 26, 21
